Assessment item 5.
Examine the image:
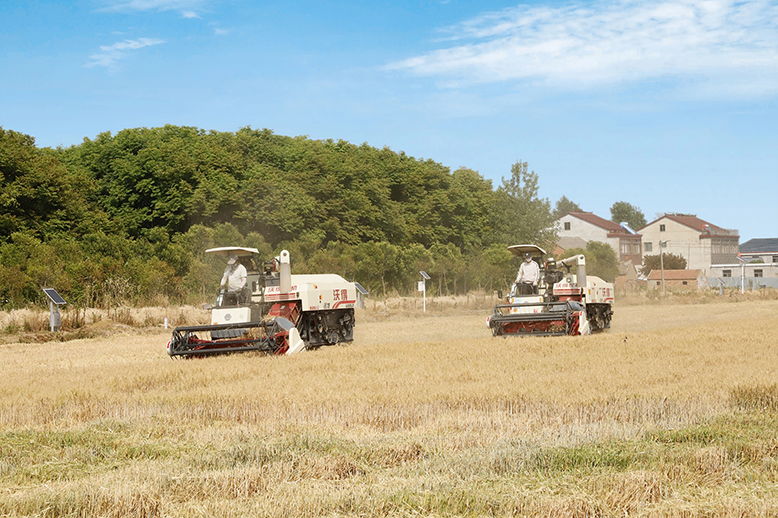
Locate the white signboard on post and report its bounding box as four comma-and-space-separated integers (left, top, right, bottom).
419, 271, 430, 313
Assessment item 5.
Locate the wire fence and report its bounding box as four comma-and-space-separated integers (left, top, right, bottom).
707, 277, 778, 290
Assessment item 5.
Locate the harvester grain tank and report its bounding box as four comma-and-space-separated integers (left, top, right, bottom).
167, 247, 357, 358
488, 244, 613, 336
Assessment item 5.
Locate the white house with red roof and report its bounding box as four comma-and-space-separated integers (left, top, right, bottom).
638, 214, 739, 272
555, 211, 642, 264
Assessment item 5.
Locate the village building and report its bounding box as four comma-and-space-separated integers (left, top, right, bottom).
638, 214, 739, 272
708, 237, 778, 289
645, 269, 708, 291
555, 212, 642, 264
739, 238, 778, 265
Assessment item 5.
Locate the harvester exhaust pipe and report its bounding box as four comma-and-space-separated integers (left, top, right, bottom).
279, 249, 291, 294
559, 254, 586, 288
576, 255, 586, 288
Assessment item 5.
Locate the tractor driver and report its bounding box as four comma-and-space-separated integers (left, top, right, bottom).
513, 252, 540, 295
220, 254, 248, 305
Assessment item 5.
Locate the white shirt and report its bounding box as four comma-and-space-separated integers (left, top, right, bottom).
516, 260, 540, 285
221, 263, 247, 292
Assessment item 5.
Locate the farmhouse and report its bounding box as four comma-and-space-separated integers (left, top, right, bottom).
555, 212, 642, 264
646, 269, 708, 291
739, 238, 778, 265
638, 214, 739, 272
708, 237, 778, 289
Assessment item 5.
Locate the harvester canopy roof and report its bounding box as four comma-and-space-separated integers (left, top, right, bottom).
508, 245, 546, 257
205, 247, 260, 257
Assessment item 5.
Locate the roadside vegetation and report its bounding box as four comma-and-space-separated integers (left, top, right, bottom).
1, 298, 777, 516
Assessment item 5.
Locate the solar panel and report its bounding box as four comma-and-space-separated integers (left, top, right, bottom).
420, 270, 431, 280
43, 288, 66, 305
354, 282, 369, 295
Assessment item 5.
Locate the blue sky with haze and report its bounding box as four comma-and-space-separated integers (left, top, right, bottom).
2, 0, 776, 241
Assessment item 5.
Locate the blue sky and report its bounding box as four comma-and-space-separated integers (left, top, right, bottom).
2, 0, 776, 241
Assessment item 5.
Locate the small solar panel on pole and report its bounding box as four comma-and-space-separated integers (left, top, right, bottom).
354, 282, 369, 309
42, 288, 66, 332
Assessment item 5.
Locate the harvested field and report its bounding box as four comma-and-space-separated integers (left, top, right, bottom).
1, 298, 777, 517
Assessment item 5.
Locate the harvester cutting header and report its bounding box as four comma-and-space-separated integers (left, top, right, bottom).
488, 245, 613, 337
167, 247, 357, 358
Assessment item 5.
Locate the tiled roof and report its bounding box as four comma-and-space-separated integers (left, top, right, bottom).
640, 214, 738, 237
646, 269, 703, 280
740, 238, 778, 254
562, 212, 625, 232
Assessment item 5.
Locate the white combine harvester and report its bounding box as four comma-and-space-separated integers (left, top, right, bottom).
167, 247, 357, 358
488, 244, 614, 336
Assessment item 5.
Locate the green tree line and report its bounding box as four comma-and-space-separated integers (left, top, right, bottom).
1, 125, 563, 308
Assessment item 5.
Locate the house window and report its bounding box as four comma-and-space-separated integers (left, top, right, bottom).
656, 281, 660, 286
645, 242, 652, 252
564, 222, 571, 231
660, 224, 666, 231
723, 270, 731, 278
754, 269, 763, 278
773, 255, 778, 263
682, 281, 688, 285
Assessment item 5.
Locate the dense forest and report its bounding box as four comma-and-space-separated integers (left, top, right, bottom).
0, 125, 565, 309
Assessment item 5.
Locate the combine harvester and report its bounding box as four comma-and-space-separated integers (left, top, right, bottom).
488, 245, 613, 337
167, 247, 357, 358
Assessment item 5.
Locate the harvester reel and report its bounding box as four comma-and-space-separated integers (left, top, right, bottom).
167, 317, 298, 358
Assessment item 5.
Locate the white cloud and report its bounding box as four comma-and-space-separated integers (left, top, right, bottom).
208, 21, 229, 36
85, 37, 165, 68
97, 0, 209, 15
388, 0, 778, 96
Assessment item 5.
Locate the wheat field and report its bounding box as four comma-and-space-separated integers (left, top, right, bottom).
1, 297, 777, 517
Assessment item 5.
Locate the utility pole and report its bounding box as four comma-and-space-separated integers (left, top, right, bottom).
737, 255, 745, 294
659, 240, 668, 294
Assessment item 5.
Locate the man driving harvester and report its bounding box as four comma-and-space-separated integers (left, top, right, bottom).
513, 251, 540, 295
220, 254, 248, 305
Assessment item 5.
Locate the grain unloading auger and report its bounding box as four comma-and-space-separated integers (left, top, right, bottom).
488, 245, 614, 337
167, 248, 357, 358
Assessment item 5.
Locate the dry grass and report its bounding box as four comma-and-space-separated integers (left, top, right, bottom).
1, 298, 777, 516
0, 305, 209, 344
